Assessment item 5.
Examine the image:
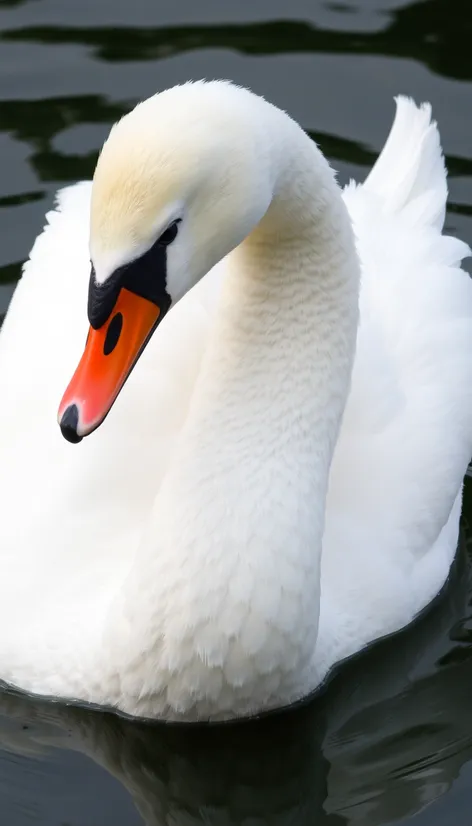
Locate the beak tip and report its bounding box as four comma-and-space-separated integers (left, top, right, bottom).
59, 403, 83, 444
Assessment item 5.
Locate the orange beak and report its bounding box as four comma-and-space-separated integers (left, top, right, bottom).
58, 287, 161, 442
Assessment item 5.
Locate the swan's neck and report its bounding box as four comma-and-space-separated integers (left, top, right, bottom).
167, 128, 359, 567
104, 123, 360, 720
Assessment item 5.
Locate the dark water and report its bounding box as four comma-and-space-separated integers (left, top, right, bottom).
1, 0, 472, 823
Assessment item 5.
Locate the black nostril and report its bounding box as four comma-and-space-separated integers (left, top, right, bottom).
60, 404, 83, 444
103, 312, 123, 356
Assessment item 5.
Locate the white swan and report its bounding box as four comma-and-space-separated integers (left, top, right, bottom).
0, 81, 471, 722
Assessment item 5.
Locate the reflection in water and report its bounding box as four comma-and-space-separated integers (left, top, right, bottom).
0, 487, 471, 825
0, 0, 33, 7
0, 95, 124, 182
0, 96, 471, 196
0, 262, 22, 286
2, 0, 471, 80
1, 0, 471, 298
0, 192, 43, 208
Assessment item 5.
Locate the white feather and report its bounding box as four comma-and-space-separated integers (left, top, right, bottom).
0, 84, 470, 721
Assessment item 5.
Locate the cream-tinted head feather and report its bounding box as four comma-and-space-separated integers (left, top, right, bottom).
89, 80, 275, 294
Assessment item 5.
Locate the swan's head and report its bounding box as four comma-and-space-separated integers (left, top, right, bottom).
58, 81, 275, 442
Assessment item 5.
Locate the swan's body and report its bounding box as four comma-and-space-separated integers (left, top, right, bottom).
0, 82, 471, 721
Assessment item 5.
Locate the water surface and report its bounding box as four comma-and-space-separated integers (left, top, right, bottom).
1, 0, 472, 823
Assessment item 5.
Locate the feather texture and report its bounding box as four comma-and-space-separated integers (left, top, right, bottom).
0, 86, 470, 720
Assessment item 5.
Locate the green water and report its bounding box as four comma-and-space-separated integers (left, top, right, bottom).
1, 0, 472, 823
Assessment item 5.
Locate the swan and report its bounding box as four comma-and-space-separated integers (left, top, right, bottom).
0, 80, 471, 722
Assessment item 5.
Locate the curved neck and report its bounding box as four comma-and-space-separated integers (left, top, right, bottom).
170, 125, 360, 544
102, 122, 360, 718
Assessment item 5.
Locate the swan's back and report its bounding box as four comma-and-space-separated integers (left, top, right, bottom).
319, 98, 472, 673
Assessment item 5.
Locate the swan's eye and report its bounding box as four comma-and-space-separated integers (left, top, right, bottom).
157, 219, 181, 247
87, 220, 180, 329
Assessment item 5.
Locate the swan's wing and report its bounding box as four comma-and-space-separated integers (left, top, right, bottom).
321, 98, 472, 660
0, 182, 92, 403
0, 182, 222, 643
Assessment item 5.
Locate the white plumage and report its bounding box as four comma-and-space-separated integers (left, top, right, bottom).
0, 82, 470, 721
